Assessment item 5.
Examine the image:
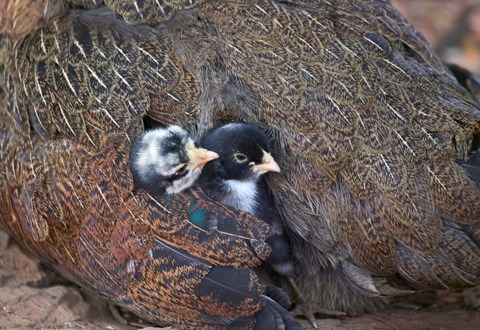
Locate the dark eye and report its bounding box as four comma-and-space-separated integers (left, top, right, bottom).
174, 164, 188, 176
233, 153, 248, 163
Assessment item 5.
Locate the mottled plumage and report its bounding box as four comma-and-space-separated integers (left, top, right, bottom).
1, 0, 480, 327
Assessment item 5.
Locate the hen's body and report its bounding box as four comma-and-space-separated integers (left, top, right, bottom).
1, 0, 480, 327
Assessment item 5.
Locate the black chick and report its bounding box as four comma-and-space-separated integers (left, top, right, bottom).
130, 125, 219, 197
198, 123, 296, 290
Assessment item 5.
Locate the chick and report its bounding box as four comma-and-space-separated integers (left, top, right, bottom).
198, 123, 296, 287
130, 125, 219, 196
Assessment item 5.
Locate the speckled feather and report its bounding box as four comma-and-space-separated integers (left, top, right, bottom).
1, 0, 480, 325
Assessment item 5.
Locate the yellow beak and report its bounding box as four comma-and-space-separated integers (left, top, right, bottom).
251, 150, 281, 173
187, 145, 219, 169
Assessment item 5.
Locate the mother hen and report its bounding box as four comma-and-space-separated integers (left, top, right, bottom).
1, 0, 479, 328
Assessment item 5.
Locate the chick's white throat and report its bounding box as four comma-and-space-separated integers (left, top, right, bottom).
224, 179, 258, 214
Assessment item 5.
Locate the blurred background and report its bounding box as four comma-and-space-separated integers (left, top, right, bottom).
392, 0, 480, 74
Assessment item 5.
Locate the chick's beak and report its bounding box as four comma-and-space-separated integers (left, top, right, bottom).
187, 145, 219, 169
252, 150, 281, 173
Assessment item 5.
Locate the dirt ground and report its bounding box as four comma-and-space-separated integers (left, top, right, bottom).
1, 1, 480, 330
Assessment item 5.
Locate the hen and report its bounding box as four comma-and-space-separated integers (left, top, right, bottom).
1, 0, 480, 327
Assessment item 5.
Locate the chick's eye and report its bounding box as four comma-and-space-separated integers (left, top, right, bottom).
174, 164, 188, 176
233, 153, 248, 163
